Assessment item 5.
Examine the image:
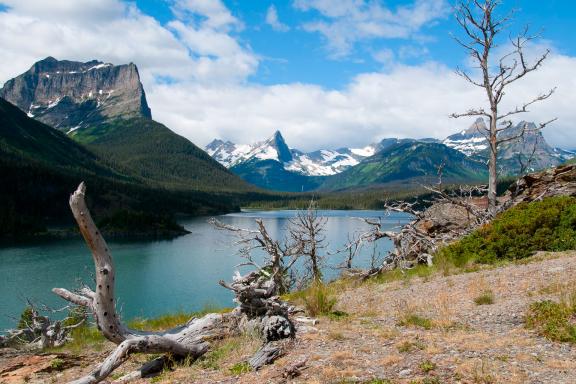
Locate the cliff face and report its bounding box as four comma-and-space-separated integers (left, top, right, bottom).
0, 57, 151, 132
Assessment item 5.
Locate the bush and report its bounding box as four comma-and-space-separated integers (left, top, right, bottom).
474, 290, 495, 305
525, 300, 576, 343
302, 281, 337, 317
437, 196, 576, 266
17, 306, 34, 330
397, 314, 433, 330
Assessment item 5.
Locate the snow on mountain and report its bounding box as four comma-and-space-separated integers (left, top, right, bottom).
205, 132, 375, 176
443, 118, 575, 172
443, 118, 489, 156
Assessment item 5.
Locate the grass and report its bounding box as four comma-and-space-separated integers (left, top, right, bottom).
229, 361, 252, 375
397, 339, 426, 353
196, 333, 260, 372
474, 290, 495, 305
286, 280, 338, 317
419, 360, 437, 373
128, 306, 232, 332
397, 314, 433, 330
525, 299, 576, 343
51, 324, 106, 354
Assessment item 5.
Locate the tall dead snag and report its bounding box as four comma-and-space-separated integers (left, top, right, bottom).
52, 183, 294, 383
451, 0, 556, 213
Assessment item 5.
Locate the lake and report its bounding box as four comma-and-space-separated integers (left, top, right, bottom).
0, 210, 411, 331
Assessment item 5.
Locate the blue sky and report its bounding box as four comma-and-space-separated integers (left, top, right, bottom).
0, 0, 575, 150
132, 0, 576, 88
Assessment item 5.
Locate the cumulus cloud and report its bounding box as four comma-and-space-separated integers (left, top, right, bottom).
0, 0, 574, 152
148, 53, 576, 151
293, 0, 449, 58
265, 5, 289, 32
0, 0, 257, 85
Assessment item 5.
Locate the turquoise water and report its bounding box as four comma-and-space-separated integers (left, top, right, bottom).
0, 210, 410, 330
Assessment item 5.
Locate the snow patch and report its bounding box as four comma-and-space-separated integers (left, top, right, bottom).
87, 63, 112, 71
47, 97, 61, 109
350, 146, 375, 157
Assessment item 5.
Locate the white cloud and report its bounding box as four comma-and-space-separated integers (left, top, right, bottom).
265, 5, 289, 32
0, 0, 574, 153
148, 52, 576, 151
293, 0, 449, 58
0, 0, 257, 86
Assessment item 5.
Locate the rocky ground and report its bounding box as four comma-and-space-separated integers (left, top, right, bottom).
2, 251, 575, 384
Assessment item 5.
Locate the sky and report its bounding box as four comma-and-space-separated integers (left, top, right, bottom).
0, 0, 575, 151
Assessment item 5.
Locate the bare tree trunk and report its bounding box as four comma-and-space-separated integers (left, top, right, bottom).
488, 116, 498, 213
53, 183, 293, 384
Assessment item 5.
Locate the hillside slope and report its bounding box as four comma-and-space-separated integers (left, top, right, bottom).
320, 141, 488, 191
0, 98, 241, 238
73, 117, 254, 191
0, 57, 254, 193
7, 251, 576, 383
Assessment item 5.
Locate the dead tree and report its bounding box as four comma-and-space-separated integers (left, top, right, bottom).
352, 182, 493, 277
451, 0, 556, 213
0, 302, 85, 349
211, 201, 328, 289
209, 218, 300, 295
51, 183, 294, 383
288, 202, 328, 284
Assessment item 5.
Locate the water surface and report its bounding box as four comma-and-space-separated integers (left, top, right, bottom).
0, 210, 410, 330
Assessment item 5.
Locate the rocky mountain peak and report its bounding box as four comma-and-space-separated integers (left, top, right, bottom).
0, 57, 151, 133
267, 130, 293, 163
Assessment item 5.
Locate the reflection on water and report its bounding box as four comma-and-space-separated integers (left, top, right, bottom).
0, 210, 410, 330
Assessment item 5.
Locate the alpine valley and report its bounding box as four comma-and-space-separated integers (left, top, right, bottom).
1, 57, 574, 238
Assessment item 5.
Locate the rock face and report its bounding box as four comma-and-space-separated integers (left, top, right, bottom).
0, 57, 151, 133
506, 163, 576, 204
443, 118, 574, 174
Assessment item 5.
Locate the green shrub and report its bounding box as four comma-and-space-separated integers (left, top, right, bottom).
419, 360, 437, 373
302, 281, 337, 317
525, 300, 576, 343
50, 358, 66, 371
397, 314, 433, 330
474, 290, 495, 305
229, 361, 251, 375
437, 196, 576, 266
17, 306, 34, 330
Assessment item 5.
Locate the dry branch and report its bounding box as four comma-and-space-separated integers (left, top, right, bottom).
51, 183, 293, 383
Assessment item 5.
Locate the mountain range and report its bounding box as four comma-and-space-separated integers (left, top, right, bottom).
1, 56, 574, 237
206, 119, 573, 192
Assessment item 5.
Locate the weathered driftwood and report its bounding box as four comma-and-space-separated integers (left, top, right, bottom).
52, 183, 294, 384
249, 340, 286, 370
0, 304, 85, 349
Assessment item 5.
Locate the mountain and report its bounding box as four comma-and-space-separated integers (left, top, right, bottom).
319, 141, 487, 191
0, 57, 151, 132
206, 131, 322, 191
443, 118, 574, 174
0, 97, 244, 239
1, 57, 252, 192
206, 131, 377, 177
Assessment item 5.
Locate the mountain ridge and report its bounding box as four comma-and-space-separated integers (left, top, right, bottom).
0, 57, 152, 133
